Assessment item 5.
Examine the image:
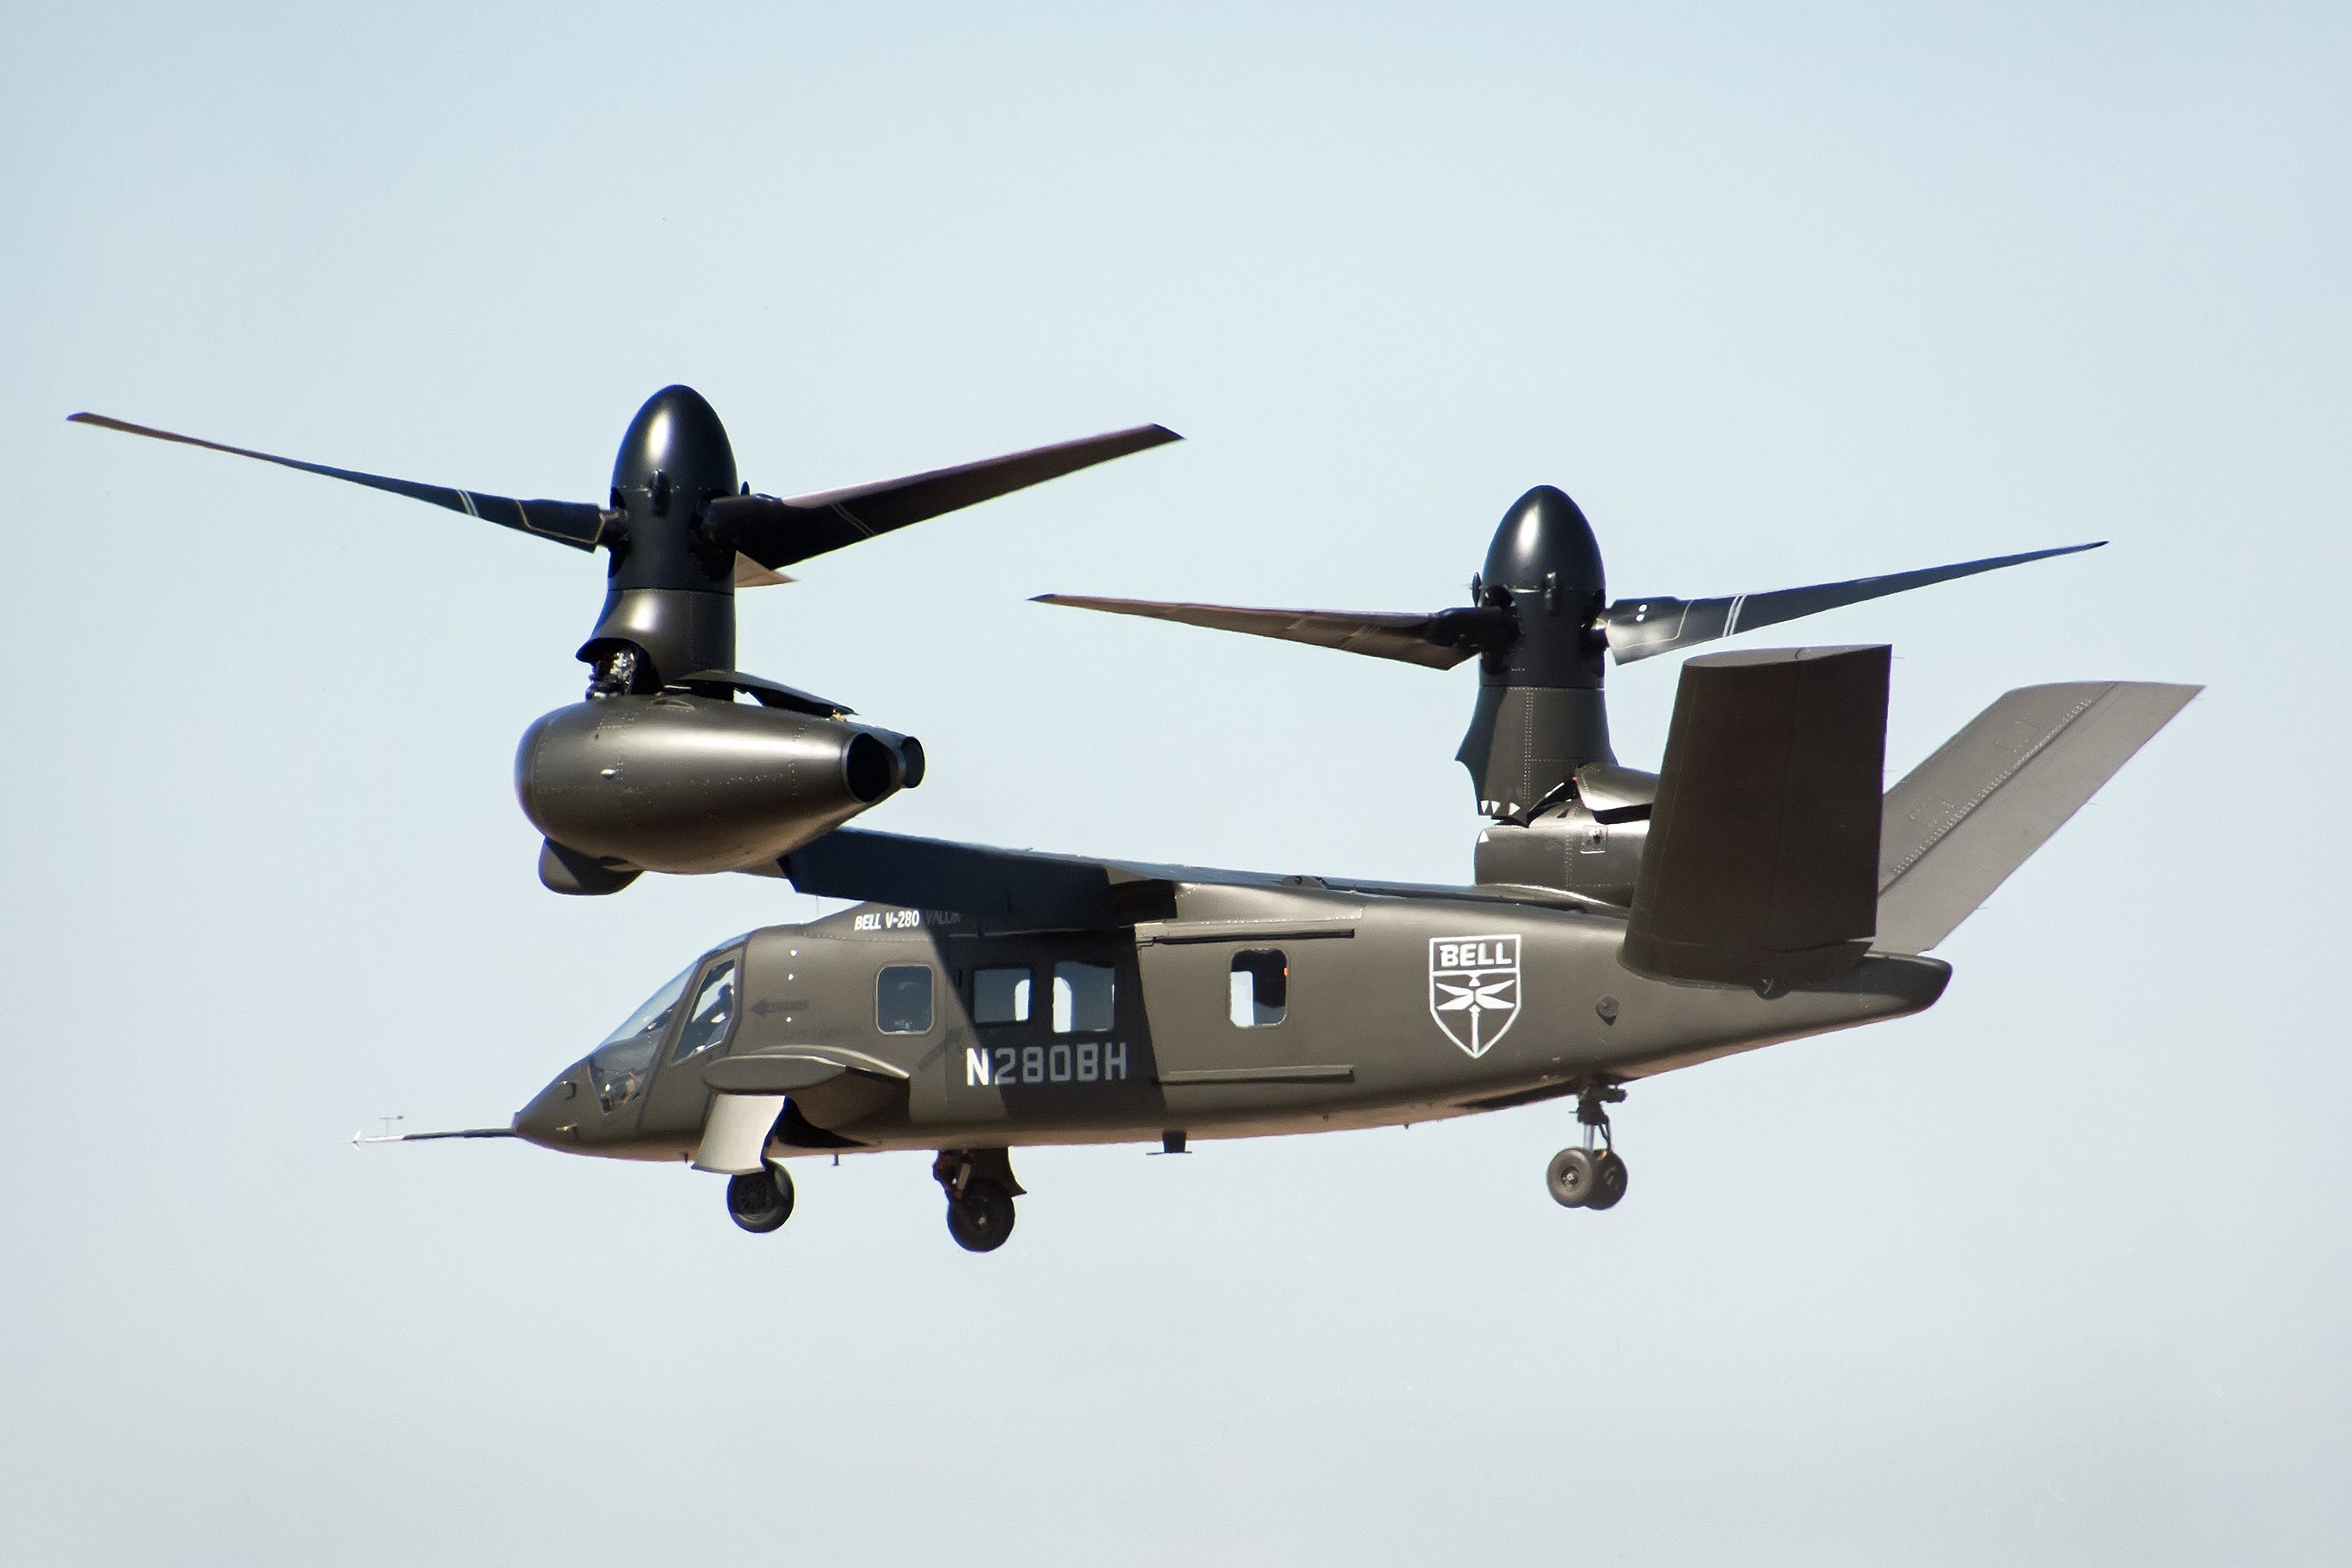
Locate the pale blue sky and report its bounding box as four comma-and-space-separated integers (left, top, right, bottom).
3, 4, 2347, 1563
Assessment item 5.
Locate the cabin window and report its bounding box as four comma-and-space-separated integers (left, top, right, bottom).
973, 967, 1033, 1025
670, 959, 739, 1062
877, 965, 935, 1035
1051, 961, 1116, 1034
1229, 949, 1287, 1027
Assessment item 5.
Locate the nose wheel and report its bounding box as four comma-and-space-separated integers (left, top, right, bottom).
935, 1148, 1023, 1253
725, 1164, 796, 1233
1548, 1081, 1629, 1211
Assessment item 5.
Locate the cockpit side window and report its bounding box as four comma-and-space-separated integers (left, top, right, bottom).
670, 959, 739, 1063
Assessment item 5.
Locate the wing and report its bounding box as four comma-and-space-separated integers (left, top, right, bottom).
766, 827, 1610, 929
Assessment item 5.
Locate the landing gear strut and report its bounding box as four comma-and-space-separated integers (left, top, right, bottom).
1548, 1080, 1628, 1211
934, 1148, 1022, 1253
726, 1164, 796, 1233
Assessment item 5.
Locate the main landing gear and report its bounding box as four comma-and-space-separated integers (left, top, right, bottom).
1548, 1080, 1629, 1212
935, 1148, 1023, 1253
726, 1164, 797, 1233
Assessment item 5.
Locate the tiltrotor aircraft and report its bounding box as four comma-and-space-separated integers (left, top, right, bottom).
79, 400, 2194, 1252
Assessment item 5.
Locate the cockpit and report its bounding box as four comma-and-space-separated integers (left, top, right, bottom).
588, 963, 692, 1111
586, 953, 743, 1113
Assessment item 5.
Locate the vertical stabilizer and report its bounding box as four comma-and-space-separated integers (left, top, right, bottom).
1622, 645, 1889, 987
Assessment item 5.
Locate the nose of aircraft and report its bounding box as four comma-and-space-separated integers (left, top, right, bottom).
512, 1072, 582, 1150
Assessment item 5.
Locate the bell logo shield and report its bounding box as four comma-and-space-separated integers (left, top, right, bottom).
1429, 934, 1522, 1058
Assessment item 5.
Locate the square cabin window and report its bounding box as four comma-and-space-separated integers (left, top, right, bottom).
1229, 949, 1288, 1027
974, 967, 1033, 1025
876, 965, 934, 1035
1051, 961, 1116, 1034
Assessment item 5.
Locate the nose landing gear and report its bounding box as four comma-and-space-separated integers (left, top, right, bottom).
726, 1164, 796, 1233
935, 1147, 1024, 1253
1548, 1080, 1628, 1211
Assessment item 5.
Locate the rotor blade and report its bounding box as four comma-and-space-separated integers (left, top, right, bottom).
1602, 542, 2106, 664
67, 412, 611, 550
733, 554, 792, 587
1031, 594, 1512, 670
704, 423, 1181, 571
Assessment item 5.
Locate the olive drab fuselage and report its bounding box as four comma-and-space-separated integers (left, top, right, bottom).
514, 884, 1949, 1163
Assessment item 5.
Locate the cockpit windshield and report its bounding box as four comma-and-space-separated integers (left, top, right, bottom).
589, 963, 693, 1111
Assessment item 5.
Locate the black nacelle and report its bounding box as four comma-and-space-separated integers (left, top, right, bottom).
580, 385, 745, 688
1457, 485, 1616, 815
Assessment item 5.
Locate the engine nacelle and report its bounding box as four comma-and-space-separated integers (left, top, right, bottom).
516, 693, 917, 880
1472, 761, 1658, 906
1474, 804, 1649, 906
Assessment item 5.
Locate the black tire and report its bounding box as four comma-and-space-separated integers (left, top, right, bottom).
726, 1166, 795, 1234
946, 1178, 1017, 1252
1587, 1149, 1629, 1211
1547, 1147, 1597, 1208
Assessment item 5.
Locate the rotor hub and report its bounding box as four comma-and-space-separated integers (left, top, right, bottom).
589, 385, 745, 680
609, 383, 738, 501
1477, 485, 1607, 690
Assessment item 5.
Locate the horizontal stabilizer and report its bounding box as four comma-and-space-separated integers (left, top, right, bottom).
1624, 646, 1889, 987
1875, 681, 2199, 953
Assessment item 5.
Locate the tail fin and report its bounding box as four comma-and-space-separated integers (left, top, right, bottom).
1874, 681, 2199, 953
1623, 645, 1889, 988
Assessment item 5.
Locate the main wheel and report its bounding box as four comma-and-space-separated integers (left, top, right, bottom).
726, 1165, 796, 1233
1547, 1147, 1597, 1208
1586, 1149, 1629, 1211
946, 1178, 1017, 1252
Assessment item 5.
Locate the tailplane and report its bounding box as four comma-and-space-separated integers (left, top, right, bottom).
1874, 681, 2199, 953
